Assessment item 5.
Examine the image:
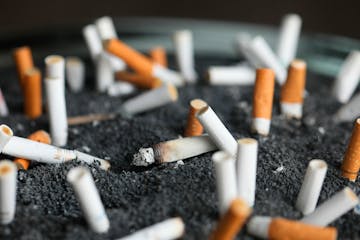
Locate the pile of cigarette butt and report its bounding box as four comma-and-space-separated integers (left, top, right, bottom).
1, 14, 360, 240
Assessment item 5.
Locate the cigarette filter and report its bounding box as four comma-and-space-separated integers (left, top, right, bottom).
280, 60, 306, 119
149, 46, 167, 67
132, 134, 217, 166
115, 71, 162, 89
212, 151, 237, 215
107, 82, 136, 97
251, 68, 275, 136
23, 68, 42, 119
247, 216, 337, 240
207, 65, 255, 85
196, 105, 238, 156
277, 14, 302, 67
173, 30, 197, 83
301, 187, 359, 226
334, 92, 360, 123
236, 138, 258, 207
45, 55, 65, 87
66, 57, 85, 93
67, 166, 110, 233
296, 159, 327, 215
0, 125, 13, 151
184, 99, 207, 137
116, 217, 185, 240
0, 89, 9, 117
236, 33, 261, 68
13, 130, 51, 170
95, 16, 118, 40
13, 46, 34, 90
96, 52, 114, 92
341, 118, 360, 181
105, 39, 184, 86
210, 198, 252, 240
332, 51, 360, 103
121, 84, 178, 116
0, 160, 17, 224
83, 24, 103, 62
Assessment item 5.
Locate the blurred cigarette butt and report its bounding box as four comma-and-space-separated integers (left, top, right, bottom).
0, 89, 9, 117
0, 160, 17, 225
210, 198, 252, 240
184, 99, 207, 137
280, 60, 306, 119
341, 118, 360, 181
24, 68, 42, 119
251, 68, 275, 136
115, 71, 162, 89
67, 113, 116, 125
13, 130, 51, 170
13, 46, 34, 90
66, 57, 85, 93
149, 46, 167, 67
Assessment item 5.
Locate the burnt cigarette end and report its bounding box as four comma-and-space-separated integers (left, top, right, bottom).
132, 147, 155, 166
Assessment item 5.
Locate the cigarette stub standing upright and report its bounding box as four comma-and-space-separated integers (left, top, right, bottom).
96, 52, 114, 92
251, 68, 275, 136
184, 99, 207, 137
66, 57, 85, 93
67, 167, 110, 233
0, 160, 17, 225
24, 68, 42, 119
82, 25, 103, 63
13, 46, 34, 90
0, 89, 9, 117
149, 46, 167, 67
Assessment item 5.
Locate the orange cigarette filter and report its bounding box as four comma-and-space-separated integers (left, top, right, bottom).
149, 46, 168, 67
280, 60, 306, 103
341, 118, 360, 181
184, 99, 207, 137
210, 198, 252, 240
13, 46, 34, 90
115, 71, 162, 89
252, 68, 275, 119
13, 130, 51, 170
269, 218, 337, 240
23, 68, 42, 119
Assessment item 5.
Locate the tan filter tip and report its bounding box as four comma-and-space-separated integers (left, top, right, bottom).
167, 84, 179, 101
184, 99, 208, 137
252, 68, 275, 119
280, 59, 307, 103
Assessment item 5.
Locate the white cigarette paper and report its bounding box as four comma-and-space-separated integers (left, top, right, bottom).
96, 52, 114, 92
334, 92, 360, 123
116, 217, 185, 240
45, 55, 65, 80
132, 135, 217, 166
0, 125, 12, 150
0, 160, 17, 224
252, 118, 271, 136
277, 14, 302, 67
332, 51, 360, 103
207, 65, 255, 85
67, 167, 110, 233
95, 16, 118, 40
236, 138, 258, 207
301, 187, 359, 226
107, 82, 135, 97
152, 64, 184, 87
236, 33, 262, 68
66, 57, 85, 93
296, 159, 328, 215
196, 105, 238, 156
247, 216, 272, 239
280, 103, 302, 119
83, 24, 103, 62
0, 89, 9, 117
173, 30, 197, 83
212, 151, 237, 215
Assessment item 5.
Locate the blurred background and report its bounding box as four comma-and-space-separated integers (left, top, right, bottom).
0, 0, 359, 39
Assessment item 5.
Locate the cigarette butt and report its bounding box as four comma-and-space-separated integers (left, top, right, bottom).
95, 16, 118, 40
115, 71, 162, 89
23, 68, 42, 119
0, 160, 17, 225
68, 113, 116, 125
45, 55, 65, 80
0, 88, 9, 117
66, 57, 85, 93
184, 99, 207, 137
83, 24, 103, 62
13, 46, 34, 90
341, 118, 360, 181
107, 82, 136, 97
206, 65, 255, 86
251, 68, 275, 136
13, 130, 51, 170
280, 60, 306, 119
96, 52, 114, 92
0, 125, 13, 151
236, 33, 261, 68
149, 46, 167, 67
334, 92, 360, 123
210, 198, 252, 240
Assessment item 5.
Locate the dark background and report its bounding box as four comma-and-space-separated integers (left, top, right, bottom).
0, 0, 359, 39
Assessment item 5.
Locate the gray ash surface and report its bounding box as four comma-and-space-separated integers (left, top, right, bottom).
0, 55, 359, 240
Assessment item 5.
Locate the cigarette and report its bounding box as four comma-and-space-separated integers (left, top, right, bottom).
196, 104, 237, 156
0, 160, 17, 225
115, 70, 162, 89
13, 46, 34, 90
296, 159, 328, 215
83, 24, 103, 62
0, 89, 9, 117
280, 60, 306, 119
23, 68, 42, 119
107, 82, 136, 97
334, 92, 360, 123
251, 68, 275, 136
95, 16, 118, 40
149, 46, 167, 67
332, 50, 360, 103
120, 84, 178, 117
341, 118, 360, 181
67, 166, 110, 233
13, 130, 51, 170
104, 38, 184, 86
66, 57, 85, 93
67, 113, 116, 125
116, 217, 185, 240
207, 64, 255, 85
277, 14, 302, 67
132, 134, 217, 166
301, 187, 359, 226
45, 55, 65, 85
236, 138, 258, 207
247, 216, 337, 240
96, 52, 114, 92
184, 99, 207, 137
173, 30, 197, 83
210, 198, 252, 240
236, 33, 261, 68
212, 151, 237, 215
